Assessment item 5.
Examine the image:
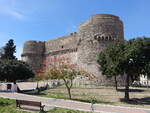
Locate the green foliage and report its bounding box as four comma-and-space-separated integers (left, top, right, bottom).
0, 59, 34, 82
97, 42, 124, 78
98, 37, 150, 78
97, 37, 150, 100
46, 65, 82, 99
0, 98, 30, 113
0, 39, 34, 82
1, 39, 16, 60
0, 98, 89, 113
0, 47, 4, 58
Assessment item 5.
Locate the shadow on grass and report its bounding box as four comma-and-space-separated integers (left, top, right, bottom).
33, 92, 47, 96
117, 88, 145, 92
120, 97, 150, 105
0, 102, 11, 106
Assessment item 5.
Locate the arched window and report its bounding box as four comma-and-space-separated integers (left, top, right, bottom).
101, 36, 104, 40
105, 36, 108, 40
109, 36, 111, 40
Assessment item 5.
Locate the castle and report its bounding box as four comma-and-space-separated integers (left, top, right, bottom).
21, 14, 124, 85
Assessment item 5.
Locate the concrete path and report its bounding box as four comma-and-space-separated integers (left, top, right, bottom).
0, 92, 150, 113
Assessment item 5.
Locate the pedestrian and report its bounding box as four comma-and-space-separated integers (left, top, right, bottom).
11, 82, 18, 92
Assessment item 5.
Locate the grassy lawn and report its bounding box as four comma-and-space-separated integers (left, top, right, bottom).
0, 98, 30, 113
34, 85, 150, 108
0, 98, 90, 113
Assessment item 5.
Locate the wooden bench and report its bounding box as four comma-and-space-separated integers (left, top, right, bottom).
16, 100, 45, 111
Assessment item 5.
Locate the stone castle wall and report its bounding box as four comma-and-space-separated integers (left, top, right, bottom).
45, 32, 78, 55
22, 14, 124, 85
21, 41, 45, 73
77, 14, 124, 85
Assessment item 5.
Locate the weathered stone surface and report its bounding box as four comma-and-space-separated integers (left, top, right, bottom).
21, 41, 45, 73
77, 14, 124, 85
21, 14, 124, 85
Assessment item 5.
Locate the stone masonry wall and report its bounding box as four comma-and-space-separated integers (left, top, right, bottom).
21, 41, 45, 73
45, 32, 77, 55
77, 14, 124, 85
22, 14, 125, 85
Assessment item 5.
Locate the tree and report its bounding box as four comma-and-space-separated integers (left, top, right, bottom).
98, 38, 150, 100
47, 64, 81, 99
0, 39, 34, 84
0, 47, 4, 58
0, 59, 34, 83
1, 39, 16, 60
97, 42, 124, 90
35, 73, 46, 90
40, 57, 82, 99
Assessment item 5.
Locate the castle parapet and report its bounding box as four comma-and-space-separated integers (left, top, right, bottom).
22, 40, 45, 55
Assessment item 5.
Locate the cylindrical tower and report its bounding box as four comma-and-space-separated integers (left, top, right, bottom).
21, 41, 45, 73
77, 14, 124, 85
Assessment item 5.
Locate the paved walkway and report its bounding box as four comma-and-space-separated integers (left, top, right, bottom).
0, 92, 149, 113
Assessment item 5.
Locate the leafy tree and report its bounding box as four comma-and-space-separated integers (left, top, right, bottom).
98, 38, 150, 100
40, 56, 82, 99
46, 64, 81, 99
0, 39, 34, 84
0, 60, 5, 81
0, 47, 4, 58
1, 39, 16, 60
0, 59, 34, 83
97, 42, 124, 90
35, 73, 47, 89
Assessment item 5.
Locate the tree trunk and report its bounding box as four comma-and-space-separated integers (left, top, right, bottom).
36, 81, 39, 89
147, 76, 149, 90
114, 75, 118, 91
67, 87, 71, 99
125, 74, 130, 101
63, 78, 72, 99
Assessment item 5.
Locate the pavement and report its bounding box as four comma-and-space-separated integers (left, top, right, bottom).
0, 81, 46, 90
0, 92, 150, 113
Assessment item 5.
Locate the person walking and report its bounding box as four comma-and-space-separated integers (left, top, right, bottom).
11, 82, 18, 92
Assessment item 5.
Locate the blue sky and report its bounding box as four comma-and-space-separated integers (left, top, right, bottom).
0, 0, 150, 59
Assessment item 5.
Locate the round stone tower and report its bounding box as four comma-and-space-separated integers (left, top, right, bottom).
21, 40, 45, 73
77, 14, 124, 85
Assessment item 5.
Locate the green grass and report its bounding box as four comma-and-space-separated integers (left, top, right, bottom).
34, 92, 113, 105
33, 86, 150, 109
0, 98, 90, 113
0, 98, 30, 113
33, 87, 114, 105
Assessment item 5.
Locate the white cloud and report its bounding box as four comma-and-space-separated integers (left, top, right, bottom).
9, 10, 25, 20
0, 0, 25, 20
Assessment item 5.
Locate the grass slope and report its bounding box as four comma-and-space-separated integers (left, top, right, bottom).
0, 98, 90, 113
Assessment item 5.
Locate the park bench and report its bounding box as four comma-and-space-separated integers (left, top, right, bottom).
16, 99, 45, 111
